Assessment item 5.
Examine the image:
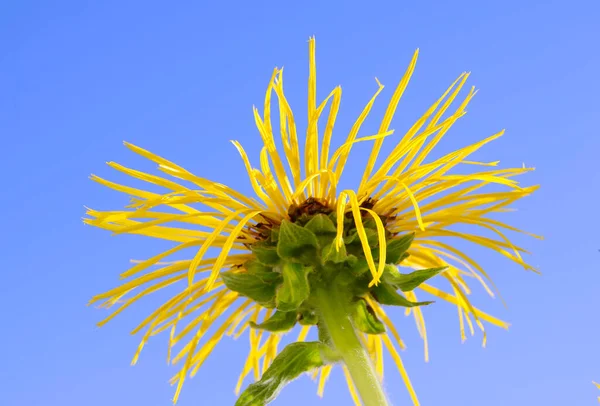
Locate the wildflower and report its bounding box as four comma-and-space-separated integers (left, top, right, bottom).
86, 37, 538, 405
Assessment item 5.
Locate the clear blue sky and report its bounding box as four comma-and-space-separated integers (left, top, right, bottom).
2, 1, 599, 405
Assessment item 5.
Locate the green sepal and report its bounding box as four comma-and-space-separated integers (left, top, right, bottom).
235, 342, 330, 406
298, 309, 318, 326
321, 241, 348, 264
243, 260, 280, 284
348, 273, 371, 297
270, 227, 280, 242
276, 263, 311, 312
251, 243, 281, 266
221, 270, 280, 308
250, 310, 297, 332
328, 212, 353, 230
382, 265, 447, 292
335, 268, 358, 286
371, 282, 434, 307
351, 298, 386, 334
277, 220, 318, 263
361, 218, 378, 230
348, 257, 370, 276
344, 228, 379, 247
304, 213, 337, 235
385, 233, 414, 264
398, 252, 410, 264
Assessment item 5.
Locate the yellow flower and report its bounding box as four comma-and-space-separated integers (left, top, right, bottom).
86, 37, 538, 405
594, 381, 600, 402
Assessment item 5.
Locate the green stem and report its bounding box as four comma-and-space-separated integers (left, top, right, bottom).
317, 284, 390, 406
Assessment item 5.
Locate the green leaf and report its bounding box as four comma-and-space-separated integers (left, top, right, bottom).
251, 243, 281, 266
250, 310, 297, 332
298, 309, 318, 326
351, 298, 385, 334
321, 241, 348, 264
221, 270, 280, 307
385, 233, 414, 264
276, 263, 311, 312
371, 283, 434, 307
382, 265, 447, 292
304, 213, 337, 234
277, 220, 318, 262
236, 342, 329, 406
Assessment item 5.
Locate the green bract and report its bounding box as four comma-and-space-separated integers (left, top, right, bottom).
234, 342, 330, 406
220, 207, 446, 405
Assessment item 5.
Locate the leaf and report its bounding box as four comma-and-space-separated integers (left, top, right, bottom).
236, 342, 329, 406
277, 220, 318, 262
321, 241, 348, 264
304, 213, 337, 234
251, 243, 281, 266
385, 233, 414, 264
371, 282, 434, 307
221, 270, 280, 307
382, 265, 447, 292
276, 263, 311, 312
351, 298, 385, 334
250, 311, 297, 332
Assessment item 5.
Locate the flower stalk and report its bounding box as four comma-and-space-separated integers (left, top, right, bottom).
317, 282, 390, 406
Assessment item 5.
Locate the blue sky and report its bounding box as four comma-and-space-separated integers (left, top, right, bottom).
1, 1, 599, 405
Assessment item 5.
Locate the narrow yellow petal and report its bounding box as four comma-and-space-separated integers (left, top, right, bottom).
273, 69, 302, 188
363, 72, 468, 195
306, 36, 319, 195
360, 49, 418, 189
231, 140, 277, 211
187, 209, 251, 287
382, 335, 420, 406
406, 290, 429, 362
366, 298, 406, 349
317, 365, 333, 397
361, 208, 387, 286
336, 190, 380, 284
205, 210, 263, 291
291, 170, 338, 204
297, 325, 311, 342
342, 366, 362, 406
319, 86, 342, 196
188, 300, 253, 376
418, 283, 509, 329
333, 79, 384, 180
253, 107, 294, 202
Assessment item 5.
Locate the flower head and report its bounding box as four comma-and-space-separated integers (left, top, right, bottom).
86, 37, 538, 405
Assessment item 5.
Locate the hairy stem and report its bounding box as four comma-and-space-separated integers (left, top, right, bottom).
317, 283, 390, 406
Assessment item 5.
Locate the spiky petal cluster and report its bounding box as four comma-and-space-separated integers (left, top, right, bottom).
86, 37, 538, 404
